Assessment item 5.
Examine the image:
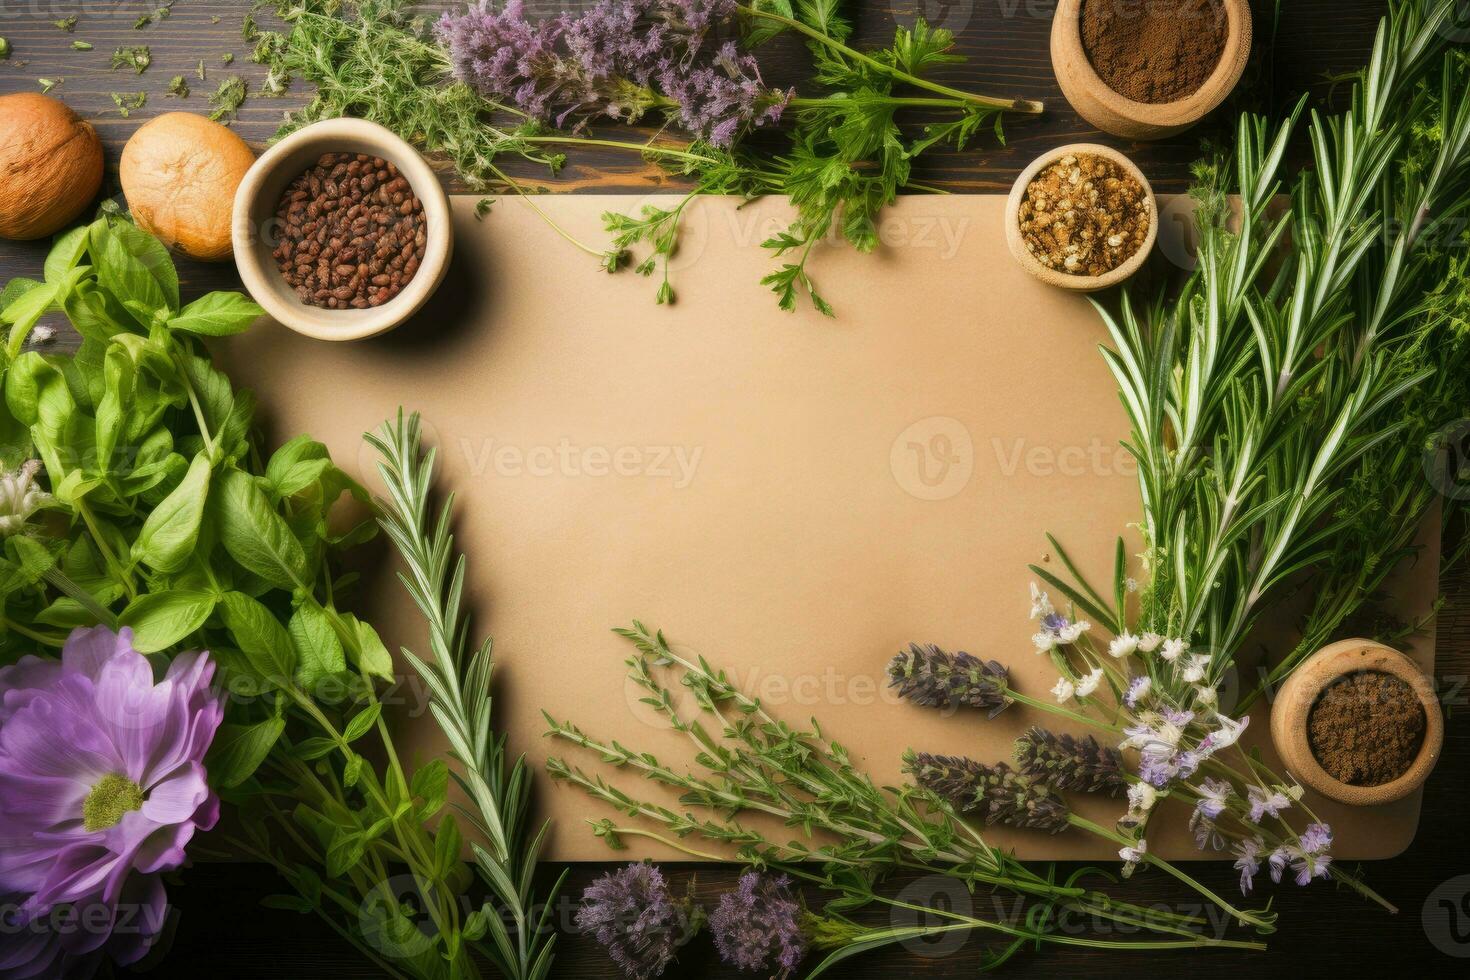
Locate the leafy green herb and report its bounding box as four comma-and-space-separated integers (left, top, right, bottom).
221, 52, 234, 65
110, 91, 147, 118
53, 16, 77, 33
37, 78, 59, 94
110, 45, 151, 74
208, 75, 247, 122
0, 219, 494, 979
166, 75, 189, 98
70, 40, 91, 52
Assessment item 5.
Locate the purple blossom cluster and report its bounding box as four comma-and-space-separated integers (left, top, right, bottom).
709, 872, 806, 977
436, 0, 792, 147
575, 863, 697, 979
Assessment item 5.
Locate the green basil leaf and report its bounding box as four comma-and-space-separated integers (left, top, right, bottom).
208, 718, 286, 788
218, 590, 297, 685
340, 613, 395, 681
90, 218, 179, 316
341, 703, 381, 744
118, 589, 217, 653
168, 291, 265, 336
132, 452, 212, 572
44, 226, 91, 286
216, 467, 308, 591
290, 603, 347, 687
0, 277, 43, 314
411, 759, 448, 820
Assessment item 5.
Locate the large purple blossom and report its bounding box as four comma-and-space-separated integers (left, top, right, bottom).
709, 871, 806, 976
437, 0, 791, 147
0, 627, 222, 978
575, 863, 698, 979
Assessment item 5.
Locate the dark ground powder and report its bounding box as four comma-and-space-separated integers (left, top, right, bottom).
1307, 671, 1426, 786
1081, 0, 1229, 104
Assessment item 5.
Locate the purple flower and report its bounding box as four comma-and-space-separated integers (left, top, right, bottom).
437, 0, 791, 147
0, 627, 222, 977
575, 863, 698, 979
1232, 837, 1264, 895
1123, 676, 1152, 708
710, 871, 806, 977
1246, 784, 1291, 824
1299, 822, 1333, 854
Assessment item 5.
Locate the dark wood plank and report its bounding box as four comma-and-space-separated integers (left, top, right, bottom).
9, 3, 1470, 978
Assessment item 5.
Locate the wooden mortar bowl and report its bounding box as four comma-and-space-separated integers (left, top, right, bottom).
1004, 143, 1157, 292
1270, 638, 1443, 807
1050, 0, 1253, 140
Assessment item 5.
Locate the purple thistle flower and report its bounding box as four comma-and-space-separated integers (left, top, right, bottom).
1232, 837, 1264, 895
0, 627, 222, 977
437, 0, 791, 147
710, 871, 806, 977
575, 863, 698, 979
1246, 784, 1292, 824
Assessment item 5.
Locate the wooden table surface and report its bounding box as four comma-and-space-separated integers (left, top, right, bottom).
3, 2, 1469, 978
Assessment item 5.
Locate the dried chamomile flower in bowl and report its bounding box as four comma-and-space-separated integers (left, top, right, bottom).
1004, 144, 1157, 293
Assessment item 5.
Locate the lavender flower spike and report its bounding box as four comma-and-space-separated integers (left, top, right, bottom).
886, 643, 1010, 715
710, 871, 806, 977
575, 862, 699, 979
437, 0, 792, 148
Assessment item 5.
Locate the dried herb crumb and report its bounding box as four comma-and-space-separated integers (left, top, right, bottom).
111, 91, 147, 118
1017, 152, 1151, 276
71, 40, 92, 52
208, 76, 247, 123
110, 46, 152, 75
53, 16, 77, 33
196, 59, 206, 81
167, 75, 189, 98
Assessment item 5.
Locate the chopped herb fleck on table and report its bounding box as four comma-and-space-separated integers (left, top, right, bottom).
0, 38, 10, 60
134, 4, 172, 29
53, 16, 77, 32
166, 75, 189, 98
70, 40, 92, 52
111, 91, 147, 117
221, 52, 234, 65
208, 76, 247, 122
37, 78, 60, 93
196, 59, 205, 81
110, 46, 151, 74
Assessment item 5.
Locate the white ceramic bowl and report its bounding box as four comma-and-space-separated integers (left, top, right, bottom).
232, 118, 453, 341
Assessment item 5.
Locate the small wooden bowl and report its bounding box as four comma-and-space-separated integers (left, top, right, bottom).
1270, 638, 1443, 807
232, 118, 453, 342
1004, 143, 1157, 292
1050, 0, 1253, 140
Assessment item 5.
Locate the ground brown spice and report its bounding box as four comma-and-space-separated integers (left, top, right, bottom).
1307, 671, 1426, 786
1081, 0, 1228, 104
1017, 152, 1151, 276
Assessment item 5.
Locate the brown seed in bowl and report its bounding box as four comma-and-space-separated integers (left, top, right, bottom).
272, 153, 427, 310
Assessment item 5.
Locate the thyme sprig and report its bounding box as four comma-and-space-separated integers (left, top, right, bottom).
545, 621, 1275, 967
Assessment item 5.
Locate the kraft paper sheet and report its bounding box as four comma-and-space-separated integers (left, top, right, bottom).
218, 194, 1437, 861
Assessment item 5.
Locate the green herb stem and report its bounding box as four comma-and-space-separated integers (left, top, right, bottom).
739, 6, 1044, 114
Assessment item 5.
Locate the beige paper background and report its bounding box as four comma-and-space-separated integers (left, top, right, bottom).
218, 194, 1436, 861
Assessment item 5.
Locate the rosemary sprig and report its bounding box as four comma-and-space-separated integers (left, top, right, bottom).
1081, 0, 1470, 700
366, 411, 564, 980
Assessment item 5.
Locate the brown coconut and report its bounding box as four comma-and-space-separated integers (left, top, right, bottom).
121, 112, 256, 262
0, 93, 104, 240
